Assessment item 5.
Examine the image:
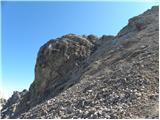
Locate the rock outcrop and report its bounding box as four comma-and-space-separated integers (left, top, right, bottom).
0, 98, 6, 119
1, 90, 27, 118
0, 98, 6, 110
1, 6, 159, 119
29, 34, 97, 105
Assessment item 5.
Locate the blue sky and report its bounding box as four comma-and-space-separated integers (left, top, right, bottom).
1, 1, 158, 98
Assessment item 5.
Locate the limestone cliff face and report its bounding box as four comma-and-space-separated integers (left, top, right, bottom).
1, 6, 159, 119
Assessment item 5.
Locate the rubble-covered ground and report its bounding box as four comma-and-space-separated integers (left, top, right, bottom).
1, 6, 159, 119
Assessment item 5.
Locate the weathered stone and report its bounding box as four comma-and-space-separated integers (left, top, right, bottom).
1, 90, 27, 118
2, 6, 159, 119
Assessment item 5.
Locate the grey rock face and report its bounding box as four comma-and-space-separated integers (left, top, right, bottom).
118, 6, 158, 38
3, 34, 100, 118
0, 98, 6, 119
29, 34, 97, 106
1, 90, 27, 118
0, 98, 6, 110
2, 6, 159, 119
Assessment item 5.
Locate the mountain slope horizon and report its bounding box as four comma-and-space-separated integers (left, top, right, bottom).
1, 6, 159, 119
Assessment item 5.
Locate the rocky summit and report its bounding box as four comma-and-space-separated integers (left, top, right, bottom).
1, 6, 159, 119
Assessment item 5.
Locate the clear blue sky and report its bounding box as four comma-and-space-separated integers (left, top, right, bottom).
1, 1, 158, 98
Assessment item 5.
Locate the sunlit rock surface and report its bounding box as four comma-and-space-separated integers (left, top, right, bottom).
1, 6, 159, 119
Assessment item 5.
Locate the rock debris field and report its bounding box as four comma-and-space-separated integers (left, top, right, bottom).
1, 6, 159, 119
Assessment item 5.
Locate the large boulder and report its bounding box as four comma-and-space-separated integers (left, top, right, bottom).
29, 34, 97, 106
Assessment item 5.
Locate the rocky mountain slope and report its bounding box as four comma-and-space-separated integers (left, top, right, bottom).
1, 6, 159, 119
0, 98, 6, 110
1, 90, 27, 118
0, 98, 6, 119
